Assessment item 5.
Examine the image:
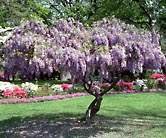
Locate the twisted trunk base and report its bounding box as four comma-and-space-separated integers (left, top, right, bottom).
80, 95, 103, 124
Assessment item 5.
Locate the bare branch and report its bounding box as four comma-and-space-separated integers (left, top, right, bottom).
83, 75, 94, 96
83, 74, 100, 97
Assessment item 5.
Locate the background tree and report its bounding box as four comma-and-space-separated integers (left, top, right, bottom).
0, 0, 52, 27
1, 0, 165, 34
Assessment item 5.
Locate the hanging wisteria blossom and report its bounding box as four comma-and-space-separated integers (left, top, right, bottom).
2, 18, 165, 83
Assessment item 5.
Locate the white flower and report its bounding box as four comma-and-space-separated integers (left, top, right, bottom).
21, 82, 38, 92
0, 81, 14, 92
135, 79, 144, 86
51, 84, 63, 92
135, 79, 148, 90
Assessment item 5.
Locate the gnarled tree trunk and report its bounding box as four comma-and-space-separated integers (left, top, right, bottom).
81, 94, 103, 124
80, 75, 119, 124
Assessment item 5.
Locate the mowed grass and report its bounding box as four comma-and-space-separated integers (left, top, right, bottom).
0, 92, 166, 138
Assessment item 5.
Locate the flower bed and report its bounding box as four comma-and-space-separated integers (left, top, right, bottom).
0, 81, 74, 98
0, 73, 166, 104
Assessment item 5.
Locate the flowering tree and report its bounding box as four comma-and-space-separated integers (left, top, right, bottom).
3, 18, 165, 123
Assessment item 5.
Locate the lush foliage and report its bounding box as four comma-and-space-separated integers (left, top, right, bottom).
34, 0, 166, 34
0, 0, 51, 27
1, 0, 166, 33
2, 18, 165, 83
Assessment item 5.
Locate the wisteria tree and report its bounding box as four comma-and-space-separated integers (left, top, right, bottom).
3, 18, 165, 123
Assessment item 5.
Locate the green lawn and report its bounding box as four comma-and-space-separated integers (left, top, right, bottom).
0, 92, 166, 138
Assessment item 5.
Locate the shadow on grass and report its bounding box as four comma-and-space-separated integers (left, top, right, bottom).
0, 113, 113, 138
123, 108, 166, 120
0, 111, 166, 138
157, 91, 166, 96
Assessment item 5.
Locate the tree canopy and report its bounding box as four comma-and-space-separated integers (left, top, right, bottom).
3, 18, 165, 81
1, 0, 166, 34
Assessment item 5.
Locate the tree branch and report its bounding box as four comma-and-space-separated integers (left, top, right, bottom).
83, 74, 101, 97
133, 0, 153, 29
100, 77, 119, 96
49, 3, 63, 16
125, 17, 150, 25
83, 75, 96, 96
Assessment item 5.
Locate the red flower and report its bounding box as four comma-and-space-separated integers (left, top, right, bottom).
116, 80, 134, 89
124, 82, 134, 89
150, 74, 164, 79
100, 83, 111, 89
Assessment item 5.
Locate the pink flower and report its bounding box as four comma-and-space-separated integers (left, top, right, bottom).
61, 84, 73, 91
2, 89, 13, 97
13, 87, 27, 98
116, 80, 124, 87
2, 86, 27, 98
0, 72, 4, 80
149, 88, 157, 92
